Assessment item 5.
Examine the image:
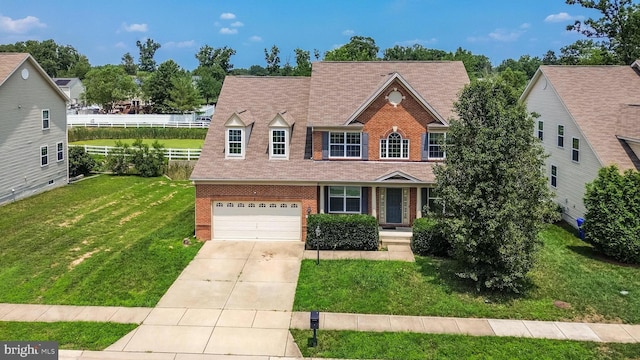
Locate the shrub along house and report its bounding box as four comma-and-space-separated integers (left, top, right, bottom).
191, 61, 469, 241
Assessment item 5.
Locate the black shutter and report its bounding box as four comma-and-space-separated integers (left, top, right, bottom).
361, 133, 369, 160
421, 133, 428, 160
361, 187, 369, 214
322, 132, 329, 160
324, 186, 330, 213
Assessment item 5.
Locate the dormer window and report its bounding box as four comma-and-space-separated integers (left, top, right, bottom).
270, 128, 289, 159
380, 132, 409, 159
226, 128, 245, 158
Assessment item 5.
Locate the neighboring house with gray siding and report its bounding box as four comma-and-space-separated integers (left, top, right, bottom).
0, 53, 69, 205
522, 63, 640, 226
53, 77, 84, 107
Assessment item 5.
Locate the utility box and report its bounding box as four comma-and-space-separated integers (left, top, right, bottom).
310, 311, 320, 330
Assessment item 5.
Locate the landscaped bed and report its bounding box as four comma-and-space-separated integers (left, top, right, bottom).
0, 175, 201, 307
294, 223, 640, 323
291, 330, 640, 360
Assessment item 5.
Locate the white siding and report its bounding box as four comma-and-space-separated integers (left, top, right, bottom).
525, 75, 603, 226
0, 60, 68, 205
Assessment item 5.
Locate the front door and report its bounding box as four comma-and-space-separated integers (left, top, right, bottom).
386, 188, 402, 223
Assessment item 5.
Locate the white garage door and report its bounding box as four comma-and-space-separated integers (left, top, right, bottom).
212, 201, 301, 241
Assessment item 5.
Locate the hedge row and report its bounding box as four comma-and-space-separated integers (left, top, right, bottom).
411, 217, 450, 257
305, 214, 379, 251
68, 127, 208, 142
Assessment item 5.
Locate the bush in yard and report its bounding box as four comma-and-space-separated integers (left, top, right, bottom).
106, 141, 130, 175
584, 165, 640, 264
131, 139, 166, 177
68, 146, 96, 177
306, 214, 378, 250
411, 217, 450, 257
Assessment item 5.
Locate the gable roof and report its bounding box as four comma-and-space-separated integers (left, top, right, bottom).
307, 61, 469, 127
0, 53, 68, 101
523, 65, 640, 170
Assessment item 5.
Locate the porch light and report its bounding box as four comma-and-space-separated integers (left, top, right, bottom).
310, 310, 320, 347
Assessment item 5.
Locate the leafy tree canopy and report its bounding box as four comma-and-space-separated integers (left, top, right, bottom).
0, 39, 91, 79
324, 36, 379, 61
83, 65, 136, 112
136, 38, 161, 72
143, 60, 182, 113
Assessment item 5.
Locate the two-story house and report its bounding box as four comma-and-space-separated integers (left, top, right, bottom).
522, 63, 640, 226
0, 53, 69, 205
191, 61, 470, 241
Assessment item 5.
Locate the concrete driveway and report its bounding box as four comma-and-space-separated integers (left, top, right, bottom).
107, 240, 305, 357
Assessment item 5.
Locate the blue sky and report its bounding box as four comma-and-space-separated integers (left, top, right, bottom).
1, 0, 596, 71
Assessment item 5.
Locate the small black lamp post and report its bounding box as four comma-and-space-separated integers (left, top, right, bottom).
315, 225, 321, 265
310, 310, 320, 347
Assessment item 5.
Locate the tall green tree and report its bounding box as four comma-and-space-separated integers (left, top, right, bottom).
264, 45, 281, 75
293, 48, 312, 76
495, 55, 542, 79
383, 44, 449, 60
0, 39, 90, 78
136, 38, 161, 72
324, 36, 379, 61
143, 60, 181, 113
434, 78, 553, 293
195, 45, 236, 73
566, 0, 640, 64
195, 67, 223, 104
121, 52, 137, 75
83, 65, 137, 112
167, 74, 203, 113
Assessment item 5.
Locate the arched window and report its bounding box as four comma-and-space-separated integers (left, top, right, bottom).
380, 132, 409, 159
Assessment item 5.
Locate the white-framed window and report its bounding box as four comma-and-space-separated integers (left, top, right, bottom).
380, 132, 409, 159
551, 165, 557, 188
557, 125, 564, 148
40, 145, 48, 166
269, 128, 288, 159
537, 121, 543, 141
42, 109, 50, 129
328, 186, 361, 213
572, 137, 580, 162
428, 133, 446, 159
226, 128, 245, 158
329, 132, 361, 158
426, 188, 444, 214
56, 142, 64, 162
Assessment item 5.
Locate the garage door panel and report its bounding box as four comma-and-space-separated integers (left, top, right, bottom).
212, 201, 301, 241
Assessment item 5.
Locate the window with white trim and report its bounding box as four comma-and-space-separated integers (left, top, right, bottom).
557, 125, 564, 148
428, 133, 446, 159
226, 128, 244, 158
329, 132, 361, 158
40, 145, 48, 166
328, 186, 361, 213
426, 188, 444, 214
551, 165, 557, 188
380, 132, 409, 159
270, 128, 288, 159
537, 121, 543, 141
42, 109, 50, 130
56, 142, 64, 162
572, 138, 580, 162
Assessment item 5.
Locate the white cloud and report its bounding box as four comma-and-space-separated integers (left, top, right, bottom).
231, 21, 244, 27
520, 23, 531, 29
123, 23, 148, 32
164, 40, 195, 48
545, 12, 579, 23
396, 38, 438, 47
220, 12, 236, 20
219, 28, 238, 35
115, 41, 127, 49
0, 14, 46, 33
488, 28, 524, 42
342, 29, 355, 36
249, 35, 262, 42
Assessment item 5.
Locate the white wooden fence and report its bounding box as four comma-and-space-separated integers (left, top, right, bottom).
67, 114, 209, 128
70, 145, 202, 160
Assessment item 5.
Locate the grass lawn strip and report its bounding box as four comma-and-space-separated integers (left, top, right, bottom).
0, 322, 138, 351
70, 138, 204, 149
294, 224, 640, 323
0, 175, 202, 307
291, 330, 640, 360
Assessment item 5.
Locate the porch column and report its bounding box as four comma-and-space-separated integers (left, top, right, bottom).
416, 187, 422, 219
319, 185, 325, 214
371, 186, 377, 218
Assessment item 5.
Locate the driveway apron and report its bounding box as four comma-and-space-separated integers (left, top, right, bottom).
110, 240, 305, 357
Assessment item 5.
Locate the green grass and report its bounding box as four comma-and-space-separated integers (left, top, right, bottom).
294, 223, 640, 323
70, 138, 204, 148
0, 175, 202, 306
291, 330, 640, 360
0, 322, 138, 350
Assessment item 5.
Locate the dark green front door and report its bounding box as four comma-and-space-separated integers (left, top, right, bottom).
386, 188, 402, 223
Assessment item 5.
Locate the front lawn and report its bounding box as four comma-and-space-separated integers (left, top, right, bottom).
0, 322, 138, 351
294, 224, 640, 323
70, 138, 204, 148
291, 330, 640, 360
0, 175, 201, 306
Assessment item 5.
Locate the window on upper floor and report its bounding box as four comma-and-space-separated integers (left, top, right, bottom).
226, 128, 245, 159
537, 121, 544, 141
557, 125, 564, 148
572, 138, 580, 162
42, 109, 50, 130
328, 186, 361, 213
40, 145, 48, 166
269, 128, 288, 159
551, 165, 557, 188
56, 142, 64, 162
380, 132, 409, 159
428, 133, 446, 160
330, 132, 361, 158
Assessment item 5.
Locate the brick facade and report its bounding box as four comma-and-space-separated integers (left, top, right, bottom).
195, 184, 318, 241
